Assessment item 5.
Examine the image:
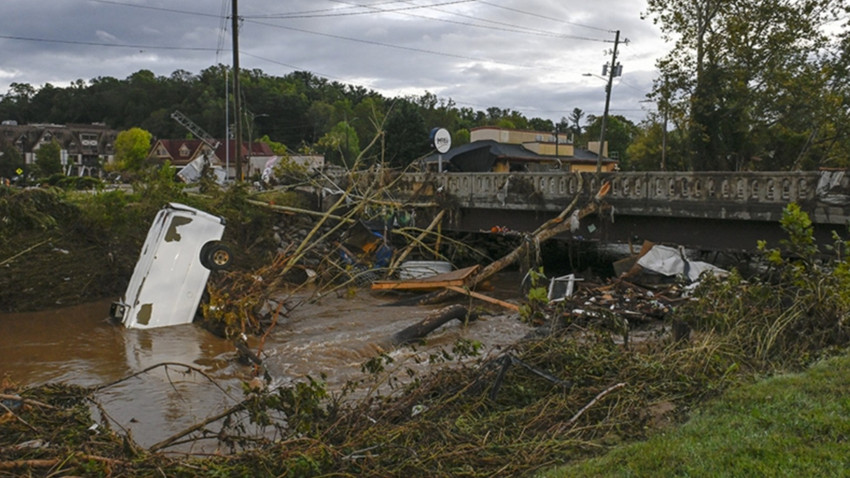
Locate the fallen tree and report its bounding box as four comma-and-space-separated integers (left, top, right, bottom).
389, 304, 478, 346
403, 174, 609, 306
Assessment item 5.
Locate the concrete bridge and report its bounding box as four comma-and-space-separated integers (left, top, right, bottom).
382, 170, 850, 252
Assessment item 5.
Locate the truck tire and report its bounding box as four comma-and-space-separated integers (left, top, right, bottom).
200, 241, 233, 270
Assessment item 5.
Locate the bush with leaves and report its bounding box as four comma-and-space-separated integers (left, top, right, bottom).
679, 203, 850, 367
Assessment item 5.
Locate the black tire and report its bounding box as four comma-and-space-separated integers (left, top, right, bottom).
200, 241, 233, 270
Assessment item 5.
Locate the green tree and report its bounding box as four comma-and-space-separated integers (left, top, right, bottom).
453, 128, 470, 147
383, 99, 428, 168
645, 0, 846, 170
528, 117, 554, 133
624, 114, 689, 171
258, 134, 288, 155
35, 140, 62, 177
1, 83, 36, 123
114, 127, 153, 171
352, 96, 387, 160
0, 138, 24, 179
317, 121, 360, 168
584, 115, 639, 162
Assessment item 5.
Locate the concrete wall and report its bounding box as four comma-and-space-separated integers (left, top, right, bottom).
392, 171, 850, 226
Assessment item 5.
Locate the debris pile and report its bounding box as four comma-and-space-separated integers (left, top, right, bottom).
536, 241, 729, 342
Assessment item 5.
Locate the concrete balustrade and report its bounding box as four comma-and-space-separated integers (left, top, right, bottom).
348, 169, 850, 250
370, 170, 850, 227
401, 171, 817, 203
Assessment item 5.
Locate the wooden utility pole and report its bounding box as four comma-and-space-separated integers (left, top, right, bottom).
596, 30, 620, 175
232, 0, 243, 181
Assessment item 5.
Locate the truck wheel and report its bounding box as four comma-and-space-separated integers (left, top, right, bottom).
201, 241, 233, 270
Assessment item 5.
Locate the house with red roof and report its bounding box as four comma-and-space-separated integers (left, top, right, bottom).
148, 138, 277, 180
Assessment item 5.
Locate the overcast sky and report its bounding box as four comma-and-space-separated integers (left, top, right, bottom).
0, 0, 668, 125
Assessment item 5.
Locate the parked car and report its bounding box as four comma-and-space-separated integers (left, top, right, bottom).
110, 203, 232, 329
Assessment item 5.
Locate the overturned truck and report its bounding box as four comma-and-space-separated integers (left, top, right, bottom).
110, 203, 232, 329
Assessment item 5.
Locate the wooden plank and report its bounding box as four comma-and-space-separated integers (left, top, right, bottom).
444, 285, 520, 312
371, 265, 479, 291
371, 278, 467, 290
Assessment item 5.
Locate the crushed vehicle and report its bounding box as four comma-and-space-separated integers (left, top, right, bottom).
110, 203, 232, 329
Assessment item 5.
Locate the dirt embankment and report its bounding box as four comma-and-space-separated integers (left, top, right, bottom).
0, 230, 137, 313
0, 189, 144, 313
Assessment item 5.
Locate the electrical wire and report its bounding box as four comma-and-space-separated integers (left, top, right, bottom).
0, 34, 219, 52
215, 0, 231, 64
249, 0, 608, 43
84, 0, 221, 19
325, 0, 607, 42
248, 0, 479, 19
243, 18, 561, 71
478, 0, 611, 33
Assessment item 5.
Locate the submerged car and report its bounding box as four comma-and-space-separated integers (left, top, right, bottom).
110, 203, 232, 329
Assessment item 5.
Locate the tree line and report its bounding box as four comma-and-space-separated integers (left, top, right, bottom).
0, 66, 627, 172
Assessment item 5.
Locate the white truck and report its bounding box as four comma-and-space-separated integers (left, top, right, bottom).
110, 203, 232, 329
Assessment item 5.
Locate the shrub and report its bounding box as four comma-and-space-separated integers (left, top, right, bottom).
679, 203, 850, 367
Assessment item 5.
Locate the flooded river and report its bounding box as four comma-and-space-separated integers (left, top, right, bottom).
0, 276, 532, 449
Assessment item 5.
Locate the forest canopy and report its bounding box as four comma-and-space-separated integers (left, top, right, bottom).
0, 67, 592, 169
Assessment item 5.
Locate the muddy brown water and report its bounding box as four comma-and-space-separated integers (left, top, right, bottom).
0, 276, 532, 450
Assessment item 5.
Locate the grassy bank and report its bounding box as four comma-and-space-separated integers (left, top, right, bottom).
544, 350, 850, 477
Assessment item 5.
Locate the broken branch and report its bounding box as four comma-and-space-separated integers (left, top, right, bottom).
555, 382, 627, 434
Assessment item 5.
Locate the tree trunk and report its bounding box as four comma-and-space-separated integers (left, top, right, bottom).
390, 304, 477, 346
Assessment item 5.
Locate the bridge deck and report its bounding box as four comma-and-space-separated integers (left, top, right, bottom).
351, 170, 850, 251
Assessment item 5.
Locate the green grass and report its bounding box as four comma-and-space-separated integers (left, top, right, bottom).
542, 352, 850, 477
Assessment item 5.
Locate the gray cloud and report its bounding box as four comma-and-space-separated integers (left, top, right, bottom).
0, 0, 668, 124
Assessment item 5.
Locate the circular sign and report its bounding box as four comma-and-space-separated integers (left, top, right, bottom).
430, 127, 452, 154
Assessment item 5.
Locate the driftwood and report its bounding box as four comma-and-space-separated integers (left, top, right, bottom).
388, 209, 446, 275
0, 393, 56, 410
553, 382, 627, 434
488, 354, 573, 400
416, 176, 608, 306
444, 285, 519, 311
468, 197, 601, 290
0, 238, 52, 267
372, 265, 479, 291
390, 304, 478, 346
0, 454, 126, 471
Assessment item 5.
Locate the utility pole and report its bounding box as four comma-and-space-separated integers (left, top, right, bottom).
661, 77, 668, 171
596, 30, 621, 175
232, 0, 243, 182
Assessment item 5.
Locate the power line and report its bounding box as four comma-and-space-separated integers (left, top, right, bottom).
478, 0, 610, 33
383, 0, 608, 42
240, 52, 347, 83
243, 19, 561, 71
251, 0, 607, 43
237, 0, 410, 19
247, 0, 479, 19
215, 0, 231, 63
85, 0, 222, 19
0, 34, 219, 52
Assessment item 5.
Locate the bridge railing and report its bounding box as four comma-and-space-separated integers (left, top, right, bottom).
397, 171, 821, 205
602, 171, 818, 204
